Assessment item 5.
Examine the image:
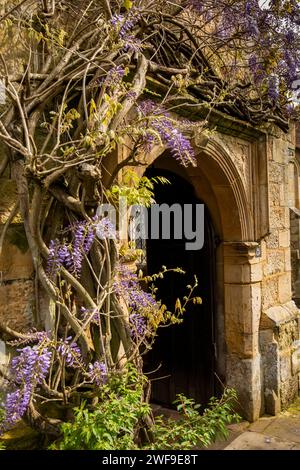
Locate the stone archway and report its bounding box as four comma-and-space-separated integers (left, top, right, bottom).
142, 135, 263, 421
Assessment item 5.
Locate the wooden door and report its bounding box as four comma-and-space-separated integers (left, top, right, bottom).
144, 168, 216, 408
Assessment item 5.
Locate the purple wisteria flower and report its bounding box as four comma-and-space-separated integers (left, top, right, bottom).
96, 217, 116, 240
111, 12, 137, 39
57, 337, 82, 367
248, 55, 266, 84
1, 388, 31, 431
46, 220, 95, 278
0, 346, 52, 434
87, 361, 107, 386
115, 263, 157, 313
114, 263, 159, 339
188, 0, 300, 102
268, 75, 280, 101
110, 11, 142, 52
138, 100, 196, 167
105, 65, 126, 87
8, 329, 50, 347
11, 346, 52, 386
129, 313, 147, 340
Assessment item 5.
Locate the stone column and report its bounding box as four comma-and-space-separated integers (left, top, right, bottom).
223, 241, 263, 421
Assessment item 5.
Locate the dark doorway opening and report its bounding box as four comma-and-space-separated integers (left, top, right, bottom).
144, 167, 217, 409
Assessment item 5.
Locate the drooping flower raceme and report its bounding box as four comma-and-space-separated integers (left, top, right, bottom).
96, 217, 116, 240
129, 312, 147, 340
137, 100, 196, 167
57, 337, 82, 367
87, 361, 108, 386
104, 65, 126, 87
110, 10, 142, 52
0, 345, 52, 434
187, 0, 300, 104
46, 219, 95, 279
114, 263, 159, 340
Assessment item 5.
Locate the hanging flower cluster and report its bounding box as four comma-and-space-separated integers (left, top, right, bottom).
114, 263, 158, 340
57, 337, 82, 367
110, 9, 142, 52
128, 312, 147, 340
188, 0, 300, 108
0, 331, 109, 434
0, 345, 52, 434
87, 361, 108, 386
137, 100, 196, 167
95, 217, 116, 240
47, 219, 95, 278
104, 65, 126, 88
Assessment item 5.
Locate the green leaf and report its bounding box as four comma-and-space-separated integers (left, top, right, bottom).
123, 0, 133, 10
89, 98, 97, 115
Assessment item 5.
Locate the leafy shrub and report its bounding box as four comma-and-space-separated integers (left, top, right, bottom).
52, 367, 240, 450
52, 367, 150, 450
149, 390, 240, 450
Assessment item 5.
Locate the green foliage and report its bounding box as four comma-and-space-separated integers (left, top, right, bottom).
106, 170, 170, 207
149, 389, 240, 450
52, 366, 239, 450
123, 0, 133, 10
52, 366, 150, 450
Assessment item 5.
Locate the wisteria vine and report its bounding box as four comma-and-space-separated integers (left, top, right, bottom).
0, 0, 299, 440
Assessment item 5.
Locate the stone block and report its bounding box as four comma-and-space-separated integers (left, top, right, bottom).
264, 250, 285, 276
224, 262, 262, 284
269, 182, 281, 206
227, 354, 261, 422
272, 138, 289, 164
284, 248, 292, 271
280, 354, 292, 382
261, 302, 298, 329
264, 390, 281, 416
269, 207, 290, 230
262, 278, 278, 311
268, 162, 284, 183
0, 246, 33, 282
266, 232, 279, 249
225, 431, 298, 450
278, 272, 292, 304
0, 280, 34, 330
250, 263, 264, 283
260, 338, 280, 387
225, 283, 261, 347
280, 376, 299, 409
0, 179, 19, 224
279, 230, 290, 248
278, 319, 298, 350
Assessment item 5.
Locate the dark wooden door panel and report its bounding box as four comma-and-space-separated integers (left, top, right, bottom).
144, 168, 216, 408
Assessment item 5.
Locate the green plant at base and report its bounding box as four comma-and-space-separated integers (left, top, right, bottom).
51, 367, 240, 450
51, 366, 150, 450
149, 389, 240, 450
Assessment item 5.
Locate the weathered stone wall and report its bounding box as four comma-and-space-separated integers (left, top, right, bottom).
260, 125, 300, 414
0, 175, 34, 337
